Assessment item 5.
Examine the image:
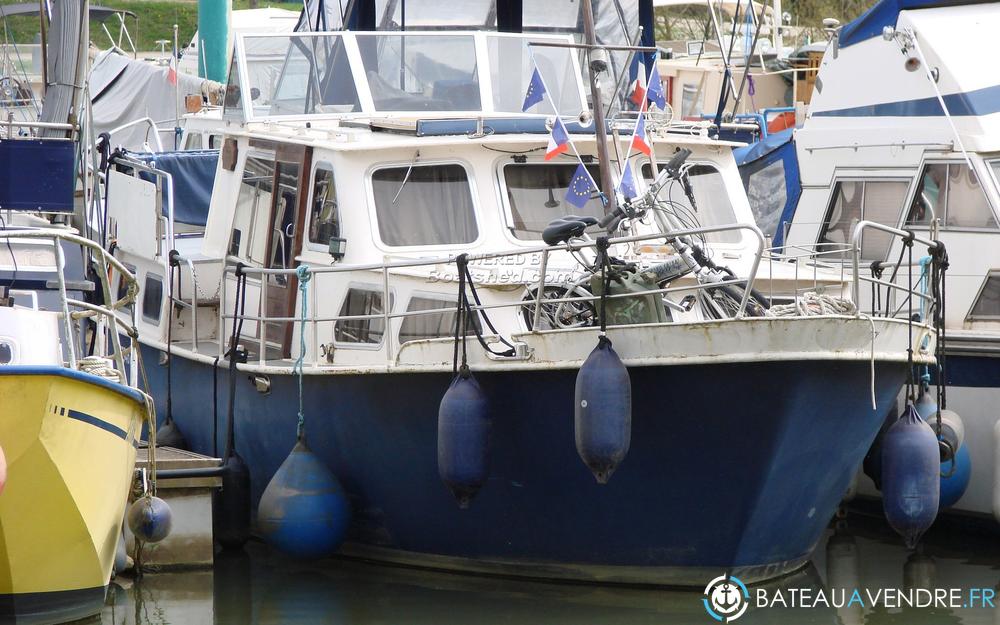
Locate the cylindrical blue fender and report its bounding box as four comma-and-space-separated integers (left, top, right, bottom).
438, 371, 491, 508
575, 335, 631, 484
881, 403, 940, 548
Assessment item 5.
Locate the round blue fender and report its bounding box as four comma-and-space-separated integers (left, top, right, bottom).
575, 335, 631, 484
881, 403, 940, 548
127, 495, 173, 544
939, 443, 971, 509
258, 440, 351, 559
437, 371, 491, 508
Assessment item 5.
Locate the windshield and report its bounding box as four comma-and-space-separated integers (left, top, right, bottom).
230, 32, 585, 120
641, 163, 741, 244
992, 160, 1000, 195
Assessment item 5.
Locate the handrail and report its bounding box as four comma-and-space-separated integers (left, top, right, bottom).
0, 228, 140, 380
850, 221, 940, 305
215, 223, 771, 367
106, 117, 165, 152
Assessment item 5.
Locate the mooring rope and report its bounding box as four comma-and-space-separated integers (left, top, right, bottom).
765, 292, 857, 317
293, 265, 311, 440
78, 355, 123, 382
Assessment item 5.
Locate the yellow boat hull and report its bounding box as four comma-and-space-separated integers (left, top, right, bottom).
0, 368, 144, 623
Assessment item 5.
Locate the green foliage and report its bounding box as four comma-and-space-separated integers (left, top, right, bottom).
0, 0, 301, 51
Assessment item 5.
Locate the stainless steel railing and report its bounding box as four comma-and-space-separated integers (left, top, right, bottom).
0, 228, 140, 383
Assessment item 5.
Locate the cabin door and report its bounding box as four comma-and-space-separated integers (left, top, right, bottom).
262, 144, 312, 358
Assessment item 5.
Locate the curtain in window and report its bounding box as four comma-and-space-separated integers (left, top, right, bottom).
373, 164, 478, 246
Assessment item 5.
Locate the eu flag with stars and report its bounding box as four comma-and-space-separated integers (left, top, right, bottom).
522, 68, 547, 112
647, 65, 666, 110
565, 163, 596, 209
618, 161, 639, 199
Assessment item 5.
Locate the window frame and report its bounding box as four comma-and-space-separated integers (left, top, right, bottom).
366, 158, 482, 252
496, 159, 606, 244
903, 158, 1000, 233
966, 270, 1000, 322
305, 160, 341, 253
640, 159, 744, 247
332, 283, 395, 350
141, 272, 164, 324
816, 176, 913, 262
398, 290, 482, 345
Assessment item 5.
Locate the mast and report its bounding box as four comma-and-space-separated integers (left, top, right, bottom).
580, 0, 617, 214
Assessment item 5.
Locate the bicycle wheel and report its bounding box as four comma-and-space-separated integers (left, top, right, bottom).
521, 286, 597, 330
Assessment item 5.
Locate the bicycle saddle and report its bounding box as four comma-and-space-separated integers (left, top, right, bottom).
542, 215, 599, 246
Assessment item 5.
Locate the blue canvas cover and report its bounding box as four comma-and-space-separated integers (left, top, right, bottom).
733, 129, 801, 247
839, 0, 990, 48
129, 150, 218, 227
0, 139, 75, 212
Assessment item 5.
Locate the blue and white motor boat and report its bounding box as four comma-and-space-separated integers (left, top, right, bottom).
101, 25, 940, 585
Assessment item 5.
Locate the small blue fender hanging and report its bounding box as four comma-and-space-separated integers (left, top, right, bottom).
575, 335, 632, 484
127, 495, 173, 544
438, 367, 492, 508
881, 402, 940, 548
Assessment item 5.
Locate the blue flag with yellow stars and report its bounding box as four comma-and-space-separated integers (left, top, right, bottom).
618, 161, 639, 199
522, 68, 546, 112
565, 163, 596, 208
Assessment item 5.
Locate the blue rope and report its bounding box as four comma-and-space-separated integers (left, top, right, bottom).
293, 265, 311, 440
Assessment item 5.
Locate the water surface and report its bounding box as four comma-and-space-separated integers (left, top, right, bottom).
100, 513, 1000, 625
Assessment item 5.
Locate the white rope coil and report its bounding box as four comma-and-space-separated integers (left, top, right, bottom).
766, 292, 857, 317
78, 356, 123, 383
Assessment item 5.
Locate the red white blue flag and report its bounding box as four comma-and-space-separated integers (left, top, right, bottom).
630, 109, 652, 156
545, 117, 570, 160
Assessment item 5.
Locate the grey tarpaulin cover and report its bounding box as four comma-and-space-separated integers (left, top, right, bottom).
89, 49, 210, 151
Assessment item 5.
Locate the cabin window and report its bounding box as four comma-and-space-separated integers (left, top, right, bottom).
334, 288, 389, 345
117, 263, 136, 301
357, 34, 481, 112
308, 164, 340, 247
371, 163, 478, 246
142, 273, 163, 323
906, 163, 998, 229
232, 155, 276, 264
991, 161, 1000, 189
222, 55, 244, 121
399, 296, 481, 344
969, 272, 1000, 320
641, 163, 740, 243
744, 159, 787, 240
265, 161, 301, 287
503, 163, 604, 240
818, 180, 909, 260
209, 135, 222, 149
184, 133, 203, 150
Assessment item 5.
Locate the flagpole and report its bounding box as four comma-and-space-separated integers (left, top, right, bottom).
580, 0, 617, 213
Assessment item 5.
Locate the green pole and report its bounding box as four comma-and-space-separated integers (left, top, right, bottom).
198, 0, 230, 82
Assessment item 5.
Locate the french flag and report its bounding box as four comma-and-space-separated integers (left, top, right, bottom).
545, 117, 570, 161
630, 109, 652, 156
628, 54, 646, 107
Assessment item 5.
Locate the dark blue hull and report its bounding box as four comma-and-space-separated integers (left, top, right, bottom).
142, 344, 905, 584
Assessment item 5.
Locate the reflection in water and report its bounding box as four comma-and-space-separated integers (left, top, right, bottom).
99, 515, 1000, 625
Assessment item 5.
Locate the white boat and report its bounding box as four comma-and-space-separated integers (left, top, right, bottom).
736, 0, 1000, 523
